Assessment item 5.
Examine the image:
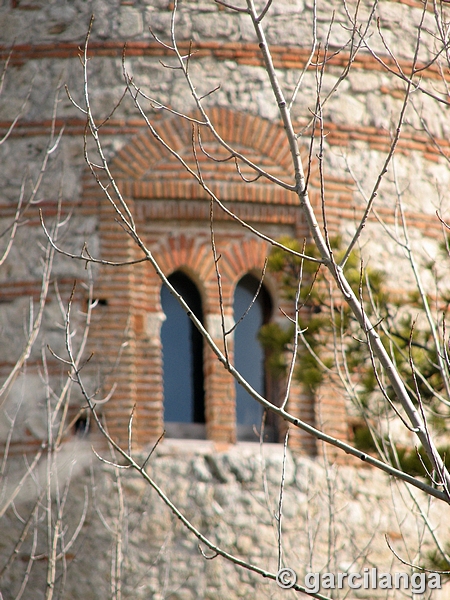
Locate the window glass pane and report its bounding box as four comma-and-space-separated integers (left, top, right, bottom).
233, 275, 266, 428
161, 273, 204, 424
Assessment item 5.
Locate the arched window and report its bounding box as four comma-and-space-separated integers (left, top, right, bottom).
233, 274, 273, 441
161, 271, 205, 438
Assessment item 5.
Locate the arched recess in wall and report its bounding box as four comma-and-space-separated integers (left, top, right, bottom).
89, 107, 317, 446
233, 273, 275, 442
160, 271, 205, 439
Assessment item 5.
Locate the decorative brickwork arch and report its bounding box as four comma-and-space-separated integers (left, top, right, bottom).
153, 234, 214, 312
84, 107, 350, 452
111, 107, 296, 205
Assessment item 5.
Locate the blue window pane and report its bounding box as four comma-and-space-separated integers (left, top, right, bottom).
233, 276, 267, 428
161, 273, 204, 424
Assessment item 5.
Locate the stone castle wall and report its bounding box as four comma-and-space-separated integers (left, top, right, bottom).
2, 441, 450, 599
2, 0, 449, 449
1, 0, 450, 598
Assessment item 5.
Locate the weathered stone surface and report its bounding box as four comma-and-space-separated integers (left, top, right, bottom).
2, 442, 450, 599
2, 1, 450, 597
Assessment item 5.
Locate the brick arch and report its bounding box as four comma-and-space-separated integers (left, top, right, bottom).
112, 107, 298, 206
220, 237, 271, 306
155, 234, 215, 286
161, 264, 207, 297
152, 233, 217, 312
158, 267, 209, 320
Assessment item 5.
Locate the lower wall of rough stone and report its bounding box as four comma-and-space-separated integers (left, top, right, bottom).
1, 439, 449, 600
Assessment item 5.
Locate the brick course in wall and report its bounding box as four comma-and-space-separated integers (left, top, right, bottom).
1, 38, 448, 82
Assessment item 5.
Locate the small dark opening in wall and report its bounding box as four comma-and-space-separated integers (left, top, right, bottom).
97, 298, 108, 306
74, 415, 89, 437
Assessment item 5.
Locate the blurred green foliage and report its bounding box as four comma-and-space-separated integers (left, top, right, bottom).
426, 547, 450, 581
260, 236, 450, 435
259, 236, 388, 394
